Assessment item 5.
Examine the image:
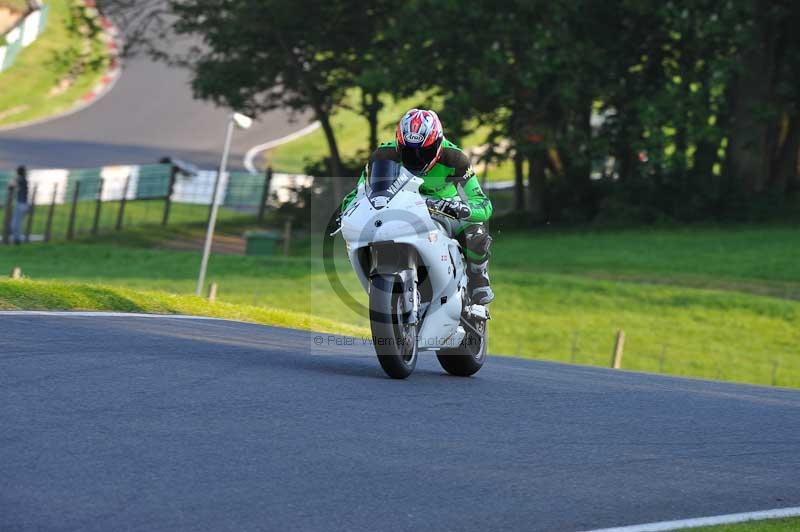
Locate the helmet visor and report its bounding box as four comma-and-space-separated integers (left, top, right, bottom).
400, 140, 441, 174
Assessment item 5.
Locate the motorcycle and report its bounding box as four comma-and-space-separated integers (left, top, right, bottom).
337, 159, 489, 379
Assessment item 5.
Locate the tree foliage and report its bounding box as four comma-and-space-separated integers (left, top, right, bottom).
103, 0, 800, 223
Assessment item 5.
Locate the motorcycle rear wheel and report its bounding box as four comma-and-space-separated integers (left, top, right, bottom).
436, 318, 487, 377
369, 275, 418, 379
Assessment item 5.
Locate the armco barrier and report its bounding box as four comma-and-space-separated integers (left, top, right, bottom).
0, 3, 49, 73
0, 164, 311, 240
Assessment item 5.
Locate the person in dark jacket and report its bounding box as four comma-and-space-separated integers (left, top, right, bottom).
10, 165, 29, 244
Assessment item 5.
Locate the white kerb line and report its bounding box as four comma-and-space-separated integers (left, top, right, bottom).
579, 506, 800, 532
243, 121, 321, 174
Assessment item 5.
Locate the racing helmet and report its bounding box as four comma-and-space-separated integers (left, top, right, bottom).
396, 109, 444, 174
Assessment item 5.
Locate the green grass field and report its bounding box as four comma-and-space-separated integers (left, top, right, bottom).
0, 0, 110, 127
1, 224, 798, 388
492, 226, 800, 298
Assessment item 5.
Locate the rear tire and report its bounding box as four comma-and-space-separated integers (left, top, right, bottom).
369, 275, 418, 379
436, 318, 487, 377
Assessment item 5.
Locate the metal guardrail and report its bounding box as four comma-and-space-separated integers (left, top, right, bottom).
0, 163, 312, 242
0, 3, 49, 73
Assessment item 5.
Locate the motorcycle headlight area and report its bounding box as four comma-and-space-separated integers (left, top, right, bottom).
371, 195, 389, 209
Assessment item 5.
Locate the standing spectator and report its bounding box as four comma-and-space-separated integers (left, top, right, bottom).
11, 165, 29, 245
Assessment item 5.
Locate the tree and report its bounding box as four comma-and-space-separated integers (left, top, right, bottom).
100, 0, 799, 222
102, 0, 419, 192
170, 0, 357, 183
416, 0, 618, 220
726, 0, 800, 198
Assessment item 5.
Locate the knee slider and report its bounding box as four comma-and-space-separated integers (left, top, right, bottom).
464, 225, 492, 257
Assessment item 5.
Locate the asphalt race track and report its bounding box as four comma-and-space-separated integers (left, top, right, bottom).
2, 313, 799, 532
0, 52, 312, 170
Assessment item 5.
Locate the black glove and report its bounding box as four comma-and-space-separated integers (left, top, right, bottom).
427, 198, 472, 220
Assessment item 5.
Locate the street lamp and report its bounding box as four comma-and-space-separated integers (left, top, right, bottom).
196, 112, 253, 296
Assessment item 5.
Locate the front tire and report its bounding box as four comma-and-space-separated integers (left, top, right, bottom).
436, 318, 487, 377
369, 275, 418, 379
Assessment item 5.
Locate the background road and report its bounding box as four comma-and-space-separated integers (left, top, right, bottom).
2, 313, 799, 532
0, 53, 312, 170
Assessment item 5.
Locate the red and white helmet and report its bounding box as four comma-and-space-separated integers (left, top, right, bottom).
396, 109, 444, 174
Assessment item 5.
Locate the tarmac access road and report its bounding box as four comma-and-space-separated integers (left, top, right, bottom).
0, 51, 312, 170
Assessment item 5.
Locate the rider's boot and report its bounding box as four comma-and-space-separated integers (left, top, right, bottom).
467, 258, 494, 305
461, 224, 494, 305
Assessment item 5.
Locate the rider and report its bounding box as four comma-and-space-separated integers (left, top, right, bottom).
341, 109, 494, 305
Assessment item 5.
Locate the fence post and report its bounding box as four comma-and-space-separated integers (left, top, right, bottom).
162, 165, 177, 226
116, 175, 130, 231
207, 282, 218, 302
92, 178, 104, 235
66, 180, 81, 240
24, 185, 37, 243
611, 329, 625, 369
282, 217, 293, 256
570, 331, 580, 363
257, 166, 273, 224
3, 183, 14, 245
44, 184, 57, 243
10, 266, 22, 279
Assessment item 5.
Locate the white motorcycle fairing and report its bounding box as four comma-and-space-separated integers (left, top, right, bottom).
340, 169, 468, 350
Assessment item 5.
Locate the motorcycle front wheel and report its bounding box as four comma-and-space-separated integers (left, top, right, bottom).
369, 274, 418, 379
436, 317, 487, 377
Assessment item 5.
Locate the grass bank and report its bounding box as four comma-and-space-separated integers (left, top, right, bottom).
1, 225, 798, 387
0, 278, 368, 337
0, 0, 111, 127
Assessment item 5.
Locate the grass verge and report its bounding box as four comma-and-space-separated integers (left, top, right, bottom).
693, 517, 800, 531
0, 0, 111, 127
0, 278, 369, 338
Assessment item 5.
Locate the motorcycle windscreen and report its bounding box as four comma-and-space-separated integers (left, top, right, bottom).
367, 159, 402, 198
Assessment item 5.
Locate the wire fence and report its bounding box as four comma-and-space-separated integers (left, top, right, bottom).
509, 329, 800, 389
0, 164, 312, 242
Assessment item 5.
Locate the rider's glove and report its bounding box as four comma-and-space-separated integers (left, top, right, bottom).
427, 199, 472, 220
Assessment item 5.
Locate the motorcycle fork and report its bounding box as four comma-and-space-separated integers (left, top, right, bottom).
396, 268, 419, 325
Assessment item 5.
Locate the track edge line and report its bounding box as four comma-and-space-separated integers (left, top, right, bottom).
579, 505, 800, 532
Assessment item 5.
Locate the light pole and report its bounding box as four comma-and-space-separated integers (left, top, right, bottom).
196, 112, 253, 296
